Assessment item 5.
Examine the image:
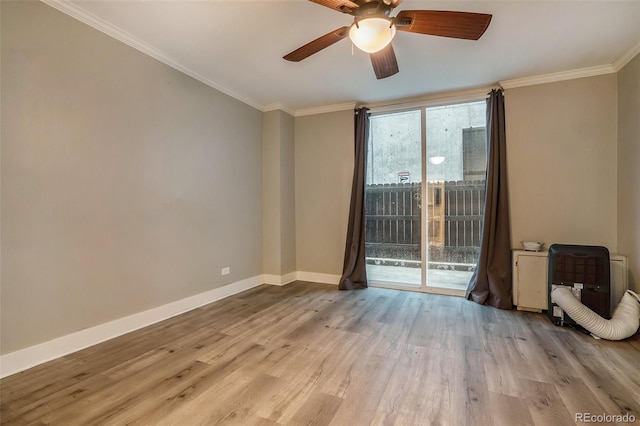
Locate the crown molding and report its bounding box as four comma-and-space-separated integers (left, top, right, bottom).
263, 103, 296, 117
613, 41, 640, 72
499, 64, 615, 89
499, 43, 640, 90
294, 102, 357, 117
40, 0, 265, 112
364, 85, 496, 114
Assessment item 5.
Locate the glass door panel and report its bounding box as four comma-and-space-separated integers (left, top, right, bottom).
425, 101, 487, 290
365, 110, 422, 287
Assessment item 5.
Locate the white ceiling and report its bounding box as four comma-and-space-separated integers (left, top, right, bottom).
49, 0, 640, 114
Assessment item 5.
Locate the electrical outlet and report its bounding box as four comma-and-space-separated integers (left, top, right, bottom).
221, 267, 230, 276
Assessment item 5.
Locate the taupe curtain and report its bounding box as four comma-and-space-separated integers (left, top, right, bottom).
339, 107, 369, 290
466, 89, 512, 309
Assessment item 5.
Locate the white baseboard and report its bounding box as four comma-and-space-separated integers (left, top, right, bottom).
265, 271, 340, 286
296, 271, 341, 285
263, 274, 280, 285
0, 275, 263, 379
263, 272, 297, 286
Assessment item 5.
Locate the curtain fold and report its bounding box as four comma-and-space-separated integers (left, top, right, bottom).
466, 89, 512, 309
339, 107, 370, 290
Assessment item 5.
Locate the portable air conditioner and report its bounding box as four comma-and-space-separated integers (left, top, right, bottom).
547, 244, 610, 329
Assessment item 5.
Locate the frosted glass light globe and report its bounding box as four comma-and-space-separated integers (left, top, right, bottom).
349, 18, 396, 53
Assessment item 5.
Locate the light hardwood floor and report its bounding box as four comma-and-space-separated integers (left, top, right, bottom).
1, 281, 639, 425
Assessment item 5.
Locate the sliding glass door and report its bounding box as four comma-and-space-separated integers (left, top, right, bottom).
365, 110, 422, 288
365, 101, 487, 293
425, 101, 486, 291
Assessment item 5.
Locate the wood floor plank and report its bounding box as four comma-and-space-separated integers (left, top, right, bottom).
2, 281, 639, 426
288, 391, 342, 426
328, 353, 397, 426
519, 379, 578, 426
256, 341, 324, 380
0, 358, 92, 410
221, 286, 329, 340
125, 347, 277, 426
554, 377, 619, 426
37, 356, 212, 425
146, 369, 257, 426
452, 335, 494, 426
314, 332, 372, 398
544, 329, 639, 417
255, 340, 346, 424
375, 288, 409, 324
488, 392, 536, 426
482, 334, 522, 398
373, 344, 454, 425
343, 293, 392, 336
407, 298, 460, 352
510, 329, 562, 383
556, 332, 640, 416
196, 373, 280, 425
5, 372, 115, 423
369, 296, 422, 360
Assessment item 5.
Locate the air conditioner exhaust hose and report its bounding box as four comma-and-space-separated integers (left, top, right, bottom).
550, 287, 640, 340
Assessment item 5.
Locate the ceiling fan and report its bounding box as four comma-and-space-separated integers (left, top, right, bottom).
283, 0, 492, 79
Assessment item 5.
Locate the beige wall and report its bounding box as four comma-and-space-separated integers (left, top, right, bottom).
1, 1, 263, 354
505, 75, 618, 252
295, 111, 353, 276
280, 113, 297, 275
262, 111, 281, 275
617, 53, 640, 292
262, 110, 296, 276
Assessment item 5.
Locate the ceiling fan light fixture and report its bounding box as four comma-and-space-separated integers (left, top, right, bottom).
348, 17, 396, 53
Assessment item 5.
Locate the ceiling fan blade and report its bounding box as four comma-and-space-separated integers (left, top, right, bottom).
395, 10, 492, 40
370, 43, 399, 79
283, 26, 350, 62
309, 0, 358, 14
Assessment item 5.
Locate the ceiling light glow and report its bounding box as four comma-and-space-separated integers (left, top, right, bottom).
349, 18, 396, 53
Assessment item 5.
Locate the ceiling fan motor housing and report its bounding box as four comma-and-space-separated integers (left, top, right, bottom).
350, 0, 392, 17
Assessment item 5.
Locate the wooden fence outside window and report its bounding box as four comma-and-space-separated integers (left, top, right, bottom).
364, 181, 485, 265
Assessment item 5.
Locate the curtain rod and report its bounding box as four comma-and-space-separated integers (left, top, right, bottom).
358, 84, 503, 114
